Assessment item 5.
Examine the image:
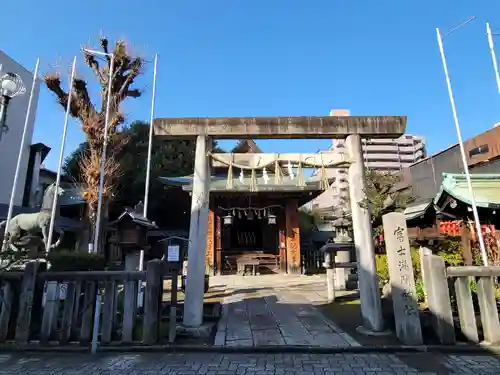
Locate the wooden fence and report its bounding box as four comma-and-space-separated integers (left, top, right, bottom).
421, 252, 500, 345
0, 259, 178, 346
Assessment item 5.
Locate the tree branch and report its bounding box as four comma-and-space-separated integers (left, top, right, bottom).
44, 74, 81, 117
100, 37, 111, 65
73, 78, 97, 120
117, 57, 143, 99
83, 50, 106, 86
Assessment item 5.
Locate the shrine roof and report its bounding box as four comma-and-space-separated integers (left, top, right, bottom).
403, 200, 433, 221
434, 173, 500, 209
109, 207, 158, 229
158, 174, 333, 193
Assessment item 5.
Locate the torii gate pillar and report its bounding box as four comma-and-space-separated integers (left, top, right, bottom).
346, 134, 384, 332
183, 135, 212, 327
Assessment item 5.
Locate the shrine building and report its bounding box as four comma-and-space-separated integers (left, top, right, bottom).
159, 140, 337, 275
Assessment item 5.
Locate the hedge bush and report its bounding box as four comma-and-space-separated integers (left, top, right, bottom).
376, 247, 424, 302
47, 249, 106, 271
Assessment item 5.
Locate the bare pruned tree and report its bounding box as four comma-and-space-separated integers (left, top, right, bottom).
45, 37, 145, 243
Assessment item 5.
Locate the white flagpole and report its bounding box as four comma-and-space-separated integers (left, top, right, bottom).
486, 22, 500, 95
143, 53, 159, 220
436, 28, 489, 266
137, 53, 158, 307
45, 57, 77, 251
92, 53, 115, 253
1, 59, 40, 252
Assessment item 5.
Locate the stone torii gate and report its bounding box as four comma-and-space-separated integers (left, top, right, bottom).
153, 115, 407, 333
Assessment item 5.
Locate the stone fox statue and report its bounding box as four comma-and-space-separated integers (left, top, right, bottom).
0, 183, 65, 252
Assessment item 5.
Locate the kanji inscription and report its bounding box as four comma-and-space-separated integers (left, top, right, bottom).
285, 200, 301, 274
205, 210, 215, 275
382, 212, 423, 345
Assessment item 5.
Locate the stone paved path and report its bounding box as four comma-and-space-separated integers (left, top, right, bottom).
1, 352, 500, 374
212, 275, 358, 348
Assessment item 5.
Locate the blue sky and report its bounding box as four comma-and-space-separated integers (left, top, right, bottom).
2, 0, 500, 170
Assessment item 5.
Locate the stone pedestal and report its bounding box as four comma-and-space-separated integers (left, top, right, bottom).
323, 253, 335, 302
346, 134, 383, 332
183, 135, 211, 327
334, 250, 350, 290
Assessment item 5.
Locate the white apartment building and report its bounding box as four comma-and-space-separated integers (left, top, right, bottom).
0, 50, 40, 207
309, 109, 426, 211
334, 135, 426, 172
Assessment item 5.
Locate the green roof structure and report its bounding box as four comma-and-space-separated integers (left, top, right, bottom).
434, 173, 500, 209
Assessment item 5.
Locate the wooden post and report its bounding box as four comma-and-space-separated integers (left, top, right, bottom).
100, 281, 117, 344
122, 280, 138, 343
40, 281, 61, 342
215, 214, 222, 276
205, 209, 215, 275
461, 223, 473, 266
169, 273, 178, 343
79, 281, 96, 342
143, 260, 162, 344
285, 200, 301, 274
123, 253, 139, 343
59, 281, 77, 343
70, 280, 82, 339
0, 282, 13, 341
382, 213, 423, 345
15, 262, 40, 342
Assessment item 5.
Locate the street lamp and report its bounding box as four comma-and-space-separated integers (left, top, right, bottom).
0, 72, 26, 142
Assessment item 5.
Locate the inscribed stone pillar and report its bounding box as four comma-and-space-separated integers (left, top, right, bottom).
346, 134, 383, 332
382, 212, 423, 345
285, 200, 301, 274
279, 217, 287, 273
183, 135, 211, 327
205, 209, 215, 275
215, 214, 222, 276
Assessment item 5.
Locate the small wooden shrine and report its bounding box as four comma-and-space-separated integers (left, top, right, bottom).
160, 140, 340, 275
108, 202, 158, 264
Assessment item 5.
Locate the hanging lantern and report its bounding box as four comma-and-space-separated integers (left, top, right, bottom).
223, 213, 233, 225
247, 210, 254, 220
268, 213, 277, 225
239, 169, 244, 183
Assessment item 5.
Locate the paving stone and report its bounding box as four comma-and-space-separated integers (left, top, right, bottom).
226, 339, 254, 347
4, 352, 500, 374
216, 274, 357, 347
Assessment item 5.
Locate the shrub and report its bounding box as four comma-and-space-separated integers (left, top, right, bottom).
376, 247, 422, 288
414, 279, 426, 303
47, 249, 106, 271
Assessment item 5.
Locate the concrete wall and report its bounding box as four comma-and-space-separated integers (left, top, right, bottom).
406, 144, 500, 203
406, 144, 463, 202
0, 50, 40, 206
470, 158, 500, 174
